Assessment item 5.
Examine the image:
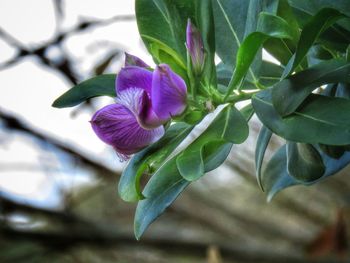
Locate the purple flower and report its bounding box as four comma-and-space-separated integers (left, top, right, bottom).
124, 52, 150, 68
186, 19, 204, 76
91, 55, 187, 159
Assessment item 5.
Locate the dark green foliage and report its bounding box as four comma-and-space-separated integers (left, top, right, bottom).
53, 0, 350, 239
52, 75, 116, 108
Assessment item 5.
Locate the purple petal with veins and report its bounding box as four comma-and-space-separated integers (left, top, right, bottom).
151, 64, 187, 122
90, 102, 164, 157
116, 87, 162, 129
116, 66, 152, 95
124, 53, 150, 68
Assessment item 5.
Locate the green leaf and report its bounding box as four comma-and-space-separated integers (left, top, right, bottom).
213, 0, 276, 88
319, 144, 346, 159
136, 0, 194, 63
195, 0, 217, 86
262, 145, 297, 201
255, 126, 272, 190
277, 0, 300, 40
118, 123, 193, 202
212, 0, 255, 68
52, 74, 116, 108
263, 144, 350, 200
218, 61, 284, 90
176, 105, 249, 181
288, 0, 350, 17
147, 39, 187, 78
318, 82, 350, 159
272, 59, 350, 116
335, 82, 350, 98
283, 8, 348, 76
134, 159, 189, 240
240, 103, 255, 121
134, 105, 251, 239
321, 148, 350, 177
257, 61, 284, 87
263, 0, 300, 65
217, 62, 232, 87
307, 45, 334, 66
202, 141, 233, 172
225, 12, 294, 96
253, 89, 350, 145
134, 139, 235, 240
286, 142, 325, 182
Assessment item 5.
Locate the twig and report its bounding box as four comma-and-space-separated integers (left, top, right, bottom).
0, 108, 119, 181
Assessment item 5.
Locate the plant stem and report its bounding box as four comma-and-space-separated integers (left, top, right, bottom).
226, 91, 254, 104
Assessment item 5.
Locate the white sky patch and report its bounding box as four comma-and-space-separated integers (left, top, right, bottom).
0, 37, 17, 63
0, 0, 142, 207
0, 0, 56, 46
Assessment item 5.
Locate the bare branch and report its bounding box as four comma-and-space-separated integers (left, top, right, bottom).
0, 108, 119, 181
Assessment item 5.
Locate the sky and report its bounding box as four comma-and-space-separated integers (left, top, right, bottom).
0, 0, 151, 207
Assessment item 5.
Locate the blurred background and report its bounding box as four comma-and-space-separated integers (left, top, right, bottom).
0, 0, 350, 262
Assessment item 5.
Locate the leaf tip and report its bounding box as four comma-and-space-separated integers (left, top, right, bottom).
134, 221, 144, 241
51, 99, 61, 108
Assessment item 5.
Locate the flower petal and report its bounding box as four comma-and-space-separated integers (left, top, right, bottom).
124, 53, 150, 68
152, 64, 187, 122
116, 66, 152, 95
91, 103, 164, 156
116, 87, 163, 129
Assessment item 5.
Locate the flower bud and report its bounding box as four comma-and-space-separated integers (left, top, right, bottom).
186, 19, 204, 76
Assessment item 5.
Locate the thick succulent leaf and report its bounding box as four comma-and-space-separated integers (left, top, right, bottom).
262, 145, 297, 201
202, 141, 233, 172
136, 0, 194, 63
176, 105, 249, 181
277, 0, 300, 39
318, 83, 350, 159
307, 45, 335, 66
319, 144, 346, 159
218, 61, 284, 90
255, 126, 272, 190
217, 62, 233, 87
134, 139, 235, 239
240, 103, 255, 121
257, 61, 284, 87
321, 148, 350, 177
118, 123, 193, 202
283, 8, 348, 76
272, 59, 350, 116
264, 144, 350, 200
212, 0, 260, 68
135, 0, 194, 79
225, 12, 294, 95
134, 105, 251, 239
290, 6, 350, 54
253, 89, 350, 145
52, 75, 116, 108
288, 0, 350, 17
286, 142, 325, 182
134, 159, 189, 240
263, 0, 299, 65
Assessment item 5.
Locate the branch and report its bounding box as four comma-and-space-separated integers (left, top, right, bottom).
0, 108, 119, 180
